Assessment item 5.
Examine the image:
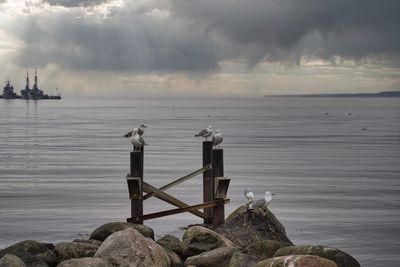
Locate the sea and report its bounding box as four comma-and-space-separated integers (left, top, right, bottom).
0, 96, 399, 267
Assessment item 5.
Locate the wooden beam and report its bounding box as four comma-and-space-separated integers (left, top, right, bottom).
143, 164, 211, 200
141, 199, 230, 221
142, 182, 208, 219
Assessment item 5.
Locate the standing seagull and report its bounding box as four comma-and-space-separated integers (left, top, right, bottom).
123, 124, 147, 138
131, 128, 147, 151
212, 129, 223, 148
195, 125, 213, 141
250, 191, 274, 209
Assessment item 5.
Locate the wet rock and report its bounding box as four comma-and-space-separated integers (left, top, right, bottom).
228, 252, 259, 267
94, 228, 170, 267
243, 240, 290, 260
184, 247, 238, 267
56, 257, 110, 267
157, 234, 183, 256
182, 226, 234, 258
0, 240, 58, 267
89, 222, 154, 241
273, 245, 360, 267
0, 254, 27, 267
55, 242, 99, 262
215, 206, 293, 248
256, 255, 338, 267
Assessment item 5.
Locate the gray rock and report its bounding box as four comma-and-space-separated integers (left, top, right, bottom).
89, 222, 154, 241
244, 240, 290, 260
273, 245, 360, 267
228, 252, 259, 267
184, 247, 238, 267
0, 240, 58, 267
182, 226, 234, 258
164, 249, 184, 267
256, 255, 338, 267
157, 234, 183, 256
55, 242, 99, 262
215, 206, 293, 248
56, 257, 110, 267
72, 239, 102, 247
0, 254, 27, 267
94, 228, 170, 267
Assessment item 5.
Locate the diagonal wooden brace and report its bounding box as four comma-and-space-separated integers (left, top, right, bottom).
143, 164, 211, 200
142, 182, 209, 219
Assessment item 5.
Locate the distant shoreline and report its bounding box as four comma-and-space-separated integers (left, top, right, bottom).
264, 91, 400, 98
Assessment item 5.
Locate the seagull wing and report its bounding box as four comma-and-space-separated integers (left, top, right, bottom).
138, 128, 144, 136
123, 130, 133, 138
195, 129, 208, 137
252, 198, 266, 208
139, 136, 147, 145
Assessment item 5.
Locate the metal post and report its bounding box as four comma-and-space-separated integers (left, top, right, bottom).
212, 148, 224, 227
203, 141, 213, 224
128, 151, 143, 224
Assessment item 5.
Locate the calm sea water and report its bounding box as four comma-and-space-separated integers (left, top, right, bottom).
0, 97, 399, 266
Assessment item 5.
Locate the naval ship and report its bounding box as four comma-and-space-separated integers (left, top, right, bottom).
1, 68, 61, 100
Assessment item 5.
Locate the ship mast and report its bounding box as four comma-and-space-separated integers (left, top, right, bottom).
33, 67, 38, 90
25, 69, 30, 90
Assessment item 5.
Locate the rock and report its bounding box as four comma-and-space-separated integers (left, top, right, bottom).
215, 206, 293, 247
256, 255, 338, 267
0, 254, 27, 267
89, 222, 154, 241
72, 239, 102, 247
184, 247, 238, 267
273, 245, 360, 267
164, 249, 184, 267
56, 257, 110, 267
228, 252, 259, 267
55, 242, 99, 262
0, 240, 58, 267
244, 240, 290, 260
157, 234, 183, 256
94, 228, 170, 267
182, 226, 235, 258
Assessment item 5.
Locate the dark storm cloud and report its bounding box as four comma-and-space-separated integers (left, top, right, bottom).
10, 0, 400, 72
43, 0, 110, 7
172, 0, 400, 65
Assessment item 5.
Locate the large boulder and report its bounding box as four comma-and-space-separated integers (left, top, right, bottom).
244, 240, 290, 260
55, 242, 99, 262
182, 226, 235, 258
94, 228, 170, 267
90, 222, 154, 241
56, 257, 110, 267
256, 255, 338, 267
163, 249, 184, 267
157, 234, 183, 256
273, 245, 360, 267
0, 240, 58, 267
228, 252, 259, 267
0, 254, 27, 267
184, 247, 239, 267
216, 206, 293, 248
72, 239, 102, 247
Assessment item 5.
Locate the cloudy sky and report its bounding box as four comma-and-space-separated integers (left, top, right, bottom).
0, 0, 399, 97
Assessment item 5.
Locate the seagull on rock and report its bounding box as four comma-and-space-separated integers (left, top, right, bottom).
212, 129, 223, 148
250, 191, 274, 210
195, 125, 213, 141
131, 128, 147, 151
244, 188, 255, 204
124, 124, 147, 138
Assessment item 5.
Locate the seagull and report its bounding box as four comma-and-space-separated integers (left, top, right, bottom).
250, 191, 274, 209
123, 124, 147, 138
195, 125, 213, 141
212, 129, 223, 147
131, 128, 147, 151
244, 188, 255, 203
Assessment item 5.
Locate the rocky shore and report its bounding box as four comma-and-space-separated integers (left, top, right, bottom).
0, 206, 360, 267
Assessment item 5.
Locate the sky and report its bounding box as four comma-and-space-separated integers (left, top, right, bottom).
0, 0, 399, 97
